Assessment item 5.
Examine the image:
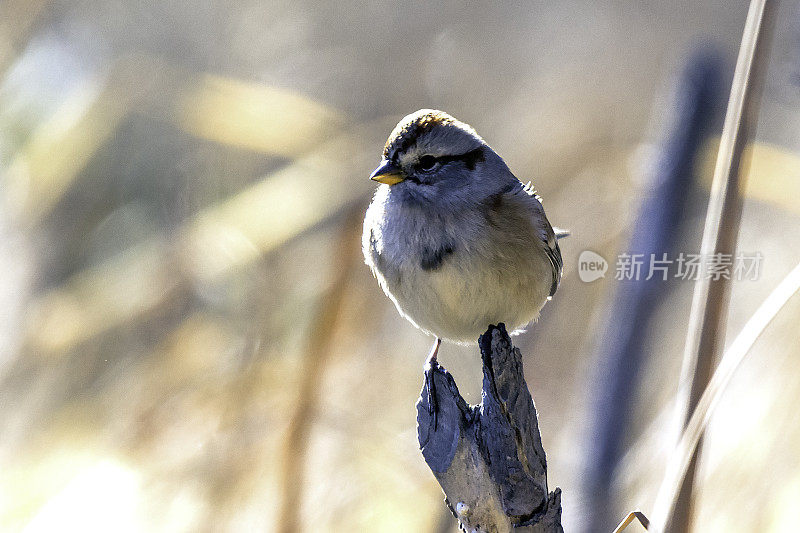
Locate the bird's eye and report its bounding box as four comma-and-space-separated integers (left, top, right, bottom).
417, 155, 438, 172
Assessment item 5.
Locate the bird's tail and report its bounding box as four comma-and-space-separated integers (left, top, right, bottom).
553, 228, 571, 240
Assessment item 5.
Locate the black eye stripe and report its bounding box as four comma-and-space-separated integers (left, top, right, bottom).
420, 147, 485, 171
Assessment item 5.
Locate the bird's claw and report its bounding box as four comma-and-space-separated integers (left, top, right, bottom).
425, 337, 442, 430
425, 362, 438, 430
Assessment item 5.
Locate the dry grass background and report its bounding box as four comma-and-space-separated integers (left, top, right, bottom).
1, 1, 800, 531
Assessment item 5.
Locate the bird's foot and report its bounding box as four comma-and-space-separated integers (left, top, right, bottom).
425, 338, 442, 429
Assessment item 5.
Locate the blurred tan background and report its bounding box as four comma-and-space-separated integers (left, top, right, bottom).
2, 1, 800, 531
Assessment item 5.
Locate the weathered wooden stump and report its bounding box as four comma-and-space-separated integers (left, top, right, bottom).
417, 323, 563, 533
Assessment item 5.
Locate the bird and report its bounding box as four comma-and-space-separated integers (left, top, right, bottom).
362, 109, 565, 414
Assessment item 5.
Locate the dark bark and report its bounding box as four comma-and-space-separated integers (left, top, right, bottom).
417, 324, 563, 533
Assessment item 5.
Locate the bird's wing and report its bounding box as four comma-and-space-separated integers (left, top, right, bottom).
519, 181, 563, 298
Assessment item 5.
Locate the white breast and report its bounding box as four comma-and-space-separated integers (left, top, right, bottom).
386, 243, 552, 343
363, 191, 554, 343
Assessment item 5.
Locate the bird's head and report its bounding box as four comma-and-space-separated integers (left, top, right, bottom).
369, 110, 506, 203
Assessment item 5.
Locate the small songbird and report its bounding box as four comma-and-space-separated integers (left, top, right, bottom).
363, 109, 565, 375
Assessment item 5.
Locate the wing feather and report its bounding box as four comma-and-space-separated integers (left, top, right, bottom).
518, 181, 564, 298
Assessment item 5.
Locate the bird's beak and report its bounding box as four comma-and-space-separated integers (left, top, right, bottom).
369, 159, 405, 185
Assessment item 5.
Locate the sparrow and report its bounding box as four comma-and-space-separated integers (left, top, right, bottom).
362, 110, 565, 409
